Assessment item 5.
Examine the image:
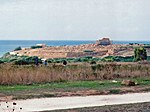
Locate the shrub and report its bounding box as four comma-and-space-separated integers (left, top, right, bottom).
14, 59, 29, 65
13, 56, 42, 65
47, 59, 54, 63
134, 47, 147, 62
91, 58, 101, 62
66, 58, 76, 63
0, 58, 9, 63
31, 46, 42, 49
101, 56, 134, 62
90, 61, 96, 64
26, 56, 42, 64
63, 60, 67, 65
73, 58, 82, 62
114, 56, 134, 62
1, 52, 10, 58
147, 56, 150, 61
144, 44, 150, 48
109, 89, 120, 94
78, 56, 93, 62
14, 46, 22, 51
0, 60, 4, 64
101, 56, 115, 62
83, 50, 93, 52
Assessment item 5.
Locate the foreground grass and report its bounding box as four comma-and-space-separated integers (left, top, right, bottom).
0, 77, 150, 100
0, 80, 121, 92
1, 77, 150, 92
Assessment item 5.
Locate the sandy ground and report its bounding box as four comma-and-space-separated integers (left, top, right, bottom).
0, 92, 150, 112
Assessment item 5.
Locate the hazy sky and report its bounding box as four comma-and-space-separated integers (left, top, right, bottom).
0, 0, 150, 40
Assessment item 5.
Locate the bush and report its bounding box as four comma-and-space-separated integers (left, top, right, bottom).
72, 58, 82, 62
14, 59, 29, 65
101, 56, 134, 62
14, 56, 42, 65
53, 58, 66, 63
101, 56, 115, 62
109, 89, 120, 94
114, 56, 134, 62
63, 60, 67, 65
0, 54, 42, 65
47, 59, 54, 63
134, 47, 147, 62
147, 56, 150, 61
0, 60, 4, 64
31, 46, 42, 49
91, 58, 101, 62
46, 57, 94, 63
14, 46, 22, 51
1, 52, 10, 58
83, 50, 93, 52
144, 44, 150, 48
90, 61, 96, 64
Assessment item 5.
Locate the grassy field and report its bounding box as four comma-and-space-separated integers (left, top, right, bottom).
0, 77, 150, 100
0, 63, 150, 100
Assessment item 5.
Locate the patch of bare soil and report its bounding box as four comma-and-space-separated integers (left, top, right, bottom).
0, 94, 12, 102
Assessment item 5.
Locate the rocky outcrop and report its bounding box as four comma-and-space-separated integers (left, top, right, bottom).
121, 80, 136, 86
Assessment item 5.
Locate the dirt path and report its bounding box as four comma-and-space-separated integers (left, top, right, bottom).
0, 92, 150, 112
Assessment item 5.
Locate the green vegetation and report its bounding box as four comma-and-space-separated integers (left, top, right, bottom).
14, 46, 22, 51
0, 53, 42, 65
0, 80, 121, 99
144, 44, 150, 48
0, 60, 4, 64
90, 60, 96, 64
47, 56, 95, 63
101, 56, 134, 62
14, 56, 42, 65
134, 47, 147, 62
31, 45, 42, 49
0, 51, 150, 65
46, 55, 147, 64
83, 50, 93, 52
0, 78, 150, 99
0, 80, 120, 92
1, 54, 150, 65
109, 89, 120, 94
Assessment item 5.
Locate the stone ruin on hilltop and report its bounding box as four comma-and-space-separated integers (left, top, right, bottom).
96, 37, 112, 46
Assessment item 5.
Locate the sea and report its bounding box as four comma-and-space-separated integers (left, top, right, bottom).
0, 40, 150, 57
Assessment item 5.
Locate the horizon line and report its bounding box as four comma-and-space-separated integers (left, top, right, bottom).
0, 39, 150, 41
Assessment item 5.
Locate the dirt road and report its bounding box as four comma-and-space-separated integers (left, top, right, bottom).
0, 92, 150, 112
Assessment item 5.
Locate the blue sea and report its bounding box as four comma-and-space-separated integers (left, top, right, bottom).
0, 40, 150, 57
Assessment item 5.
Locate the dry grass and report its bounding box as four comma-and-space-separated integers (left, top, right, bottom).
0, 63, 150, 85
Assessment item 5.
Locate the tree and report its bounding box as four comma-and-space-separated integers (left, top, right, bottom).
63, 60, 67, 66
14, 46, 21, 51
134, 47, 147, 62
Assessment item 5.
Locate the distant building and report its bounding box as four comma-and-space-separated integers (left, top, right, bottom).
9, 52, 16, 55
96, 37, 112, 46
36, 44, 46, 47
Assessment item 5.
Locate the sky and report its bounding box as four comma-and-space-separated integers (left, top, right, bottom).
0, 0, 150, 40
